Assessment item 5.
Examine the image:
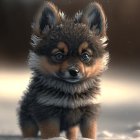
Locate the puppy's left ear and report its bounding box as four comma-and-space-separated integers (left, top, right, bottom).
32, 2, 61, 36
79, 2, 107, 37
31, 2, 64, 47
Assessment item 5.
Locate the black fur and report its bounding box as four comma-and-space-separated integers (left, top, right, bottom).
18, 1, 108, 138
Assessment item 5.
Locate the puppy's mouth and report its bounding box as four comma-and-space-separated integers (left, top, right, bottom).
53, 73, 83, 83
60, 77, 81, 83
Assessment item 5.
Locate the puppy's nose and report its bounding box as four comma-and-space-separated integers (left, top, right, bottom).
68, 67, 79, 77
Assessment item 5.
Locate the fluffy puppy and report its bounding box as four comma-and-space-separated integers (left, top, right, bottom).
18, 1, 109, 140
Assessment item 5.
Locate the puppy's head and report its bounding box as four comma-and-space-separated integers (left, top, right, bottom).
29, 2, 109, 83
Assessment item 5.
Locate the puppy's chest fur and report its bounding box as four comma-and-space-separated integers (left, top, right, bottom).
29, 73, 100, 109
22, 73, 100, 129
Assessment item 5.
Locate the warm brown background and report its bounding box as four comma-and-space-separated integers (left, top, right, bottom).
0, 0, 140, 70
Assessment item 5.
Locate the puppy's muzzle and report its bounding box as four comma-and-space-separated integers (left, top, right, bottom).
55, 65, 84, 83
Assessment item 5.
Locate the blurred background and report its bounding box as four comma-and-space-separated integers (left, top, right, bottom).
0, 0, 140, 139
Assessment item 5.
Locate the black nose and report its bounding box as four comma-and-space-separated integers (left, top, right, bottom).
68, 67, 79, 77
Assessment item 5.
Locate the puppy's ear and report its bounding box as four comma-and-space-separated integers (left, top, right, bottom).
32, 2, 61, 36
78, 2, 107, 37
31, 2, 64, 47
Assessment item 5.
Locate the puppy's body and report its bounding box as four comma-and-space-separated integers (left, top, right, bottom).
18, 2, 109, 139
20, 73, 100, 139
20, 76, 99, 129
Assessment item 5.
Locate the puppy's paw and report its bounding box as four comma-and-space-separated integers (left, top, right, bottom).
78, 138, 95, 140
23, 138, 38, 140
43, 137, 68, 140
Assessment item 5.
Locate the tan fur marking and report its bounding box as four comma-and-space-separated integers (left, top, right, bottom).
39, 56, 70, 75
57, 42, 68, 54
66, 126, 79, 140
77, 61, 85, 75
40, 57, 59, 74
39, 119, 60, 139
80, 120, 97, 139
60, 61, 69, 72
52, 48, 60, 54
85, 58, 104, 77
79, 42, 89, 54
21, 125, 38, 138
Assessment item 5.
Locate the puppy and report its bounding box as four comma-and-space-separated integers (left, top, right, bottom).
18, 1, 109, 140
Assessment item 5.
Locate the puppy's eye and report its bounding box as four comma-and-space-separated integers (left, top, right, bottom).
80, 52, 91, 63
53, 52, 65, 62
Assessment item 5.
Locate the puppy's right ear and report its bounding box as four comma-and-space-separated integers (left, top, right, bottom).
32, 2, 61, 36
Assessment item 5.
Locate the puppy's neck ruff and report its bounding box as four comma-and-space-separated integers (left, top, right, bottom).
34, 72, 100, 94
37, 92, 101, 108
32, 72, 101, 108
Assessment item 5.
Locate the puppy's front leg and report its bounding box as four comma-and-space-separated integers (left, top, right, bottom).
66, 126, 79, 140
38, 118, 60, 139
80, 118, 97, 139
